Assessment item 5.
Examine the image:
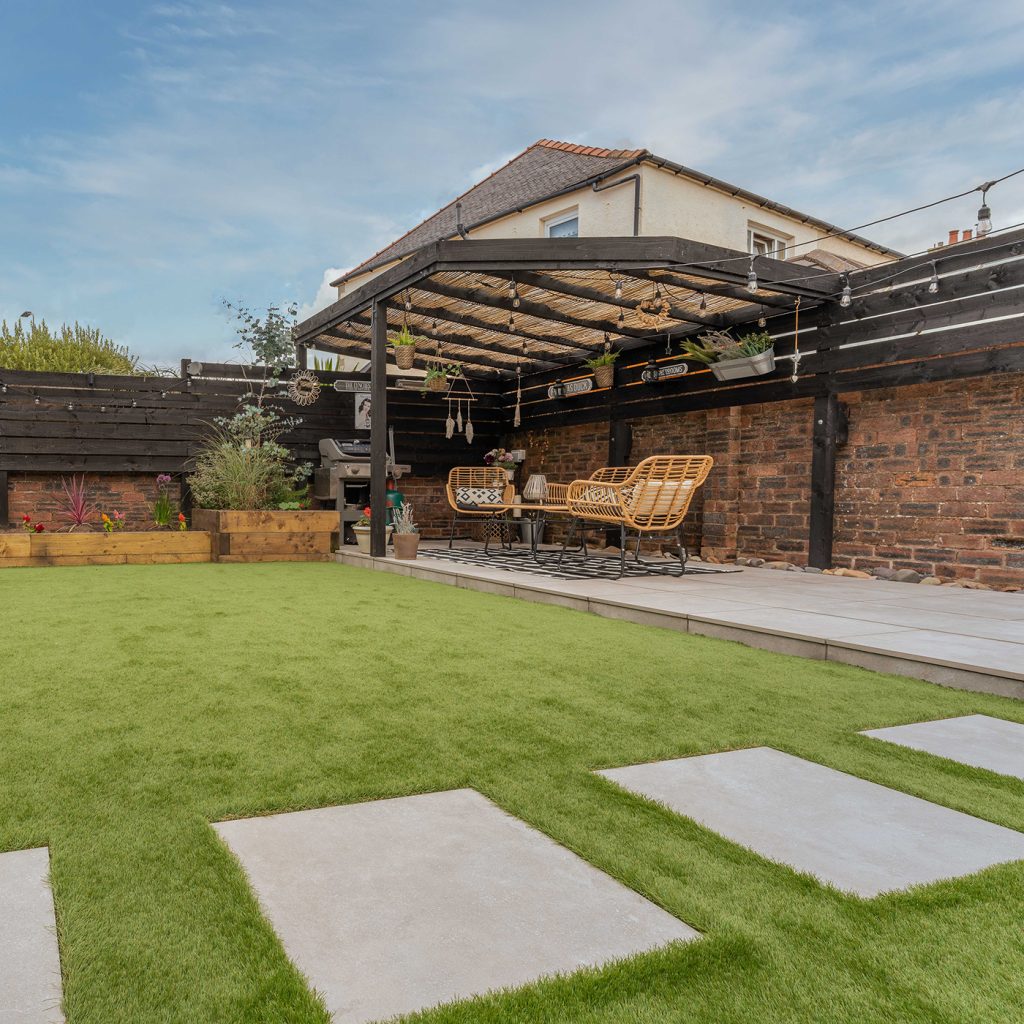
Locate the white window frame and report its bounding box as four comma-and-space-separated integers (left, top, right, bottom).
747, 223, 792, 259
543, 208, 580, 238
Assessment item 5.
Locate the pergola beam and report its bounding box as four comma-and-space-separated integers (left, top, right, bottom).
624, 268, 795, 309
415, 277, 656, 342
487, 270, 725, 329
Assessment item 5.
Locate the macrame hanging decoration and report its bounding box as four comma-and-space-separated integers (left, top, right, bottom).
442, 366, 477, 444
287, 370, 321, 406
790, 297, 802, 384
456, 400, 464, 433
445, 397, 455, 439
513, 365, 522, 428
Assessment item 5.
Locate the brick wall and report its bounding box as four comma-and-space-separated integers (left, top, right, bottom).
833, 375, 1024, 586
5, 473, 167, 531
501, 371, 1024, 585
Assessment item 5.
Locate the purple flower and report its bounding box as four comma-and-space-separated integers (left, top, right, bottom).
156, 474, 173, 486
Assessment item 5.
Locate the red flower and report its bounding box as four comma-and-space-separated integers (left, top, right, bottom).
34, 523, 45, 533
363, 506, 372, 517
177, 512, 186, 522
22, 513, 31, 522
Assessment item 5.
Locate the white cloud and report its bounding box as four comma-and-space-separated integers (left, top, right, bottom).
299, 267, 349, 321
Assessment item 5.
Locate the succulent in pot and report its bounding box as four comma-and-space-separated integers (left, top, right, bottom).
390, 502, 420, 559
680, 330, 776, 381
391, 325, 420, 370
585, 350, 619, 389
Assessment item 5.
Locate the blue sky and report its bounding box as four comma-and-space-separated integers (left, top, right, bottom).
3, 0, 1023, 364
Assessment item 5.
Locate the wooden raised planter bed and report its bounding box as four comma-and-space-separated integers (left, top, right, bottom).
192, 509, 339, 562
0, 531, 212, 567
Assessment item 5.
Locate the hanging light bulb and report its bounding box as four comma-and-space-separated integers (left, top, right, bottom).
604, 332, 611, 352
617, 309, 624, 328
928, 262, 940, 294
513, 292, 520, 309
699, 293, 707, 312
0, 383, 6, 393
746, 258, 758, 294
403, 291, 412, 311
67, 402, 74, 411
976, 181, 994, 237
100, 405, 106, 413
508, 313, 515, 331
758, 305, 767, 328
840, 275, 852, 308
507, 280, 516, 300
34, 396, 41, 405
131, 399, 137, 408
614, 279, 623, 300
430, 320, 438, 335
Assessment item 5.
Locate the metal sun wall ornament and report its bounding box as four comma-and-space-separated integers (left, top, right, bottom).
287, 370, 321, 406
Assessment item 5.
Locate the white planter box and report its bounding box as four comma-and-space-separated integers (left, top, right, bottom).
710, 349, 776, 381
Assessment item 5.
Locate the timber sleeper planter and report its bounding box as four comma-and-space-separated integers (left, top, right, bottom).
0, 530, 212, 567
192, 509, 339, 562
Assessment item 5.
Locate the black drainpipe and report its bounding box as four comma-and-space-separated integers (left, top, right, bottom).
455, 202, 471, 239
592, 172, 641, 235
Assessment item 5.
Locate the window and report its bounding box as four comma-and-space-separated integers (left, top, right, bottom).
544, 209, 579, 238
748, 225, 791, 259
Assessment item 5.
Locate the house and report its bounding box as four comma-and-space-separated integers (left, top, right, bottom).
329, 138, 901, 302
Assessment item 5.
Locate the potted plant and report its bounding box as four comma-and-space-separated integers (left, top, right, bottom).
391, 502, 420, 559
422, 362, 460, 394
680, 330, 776, 381
391, 325, 420, 370
586, 350, 619, 389
352, 506, 373, 553
483, 447, 517, 481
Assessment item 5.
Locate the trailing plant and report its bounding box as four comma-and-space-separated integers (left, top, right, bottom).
421, 362, 460, 393
680, 330, 775, 365
391, 502, 418, 534
584, 350, 620, 369
0, 319, 140, 374
56, 475, 98, 531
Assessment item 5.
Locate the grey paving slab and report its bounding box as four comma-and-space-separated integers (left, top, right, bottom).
835, 629, 1024, 680
688, 606, 915, 642
597, 747, 1024, 897
0, 847, 63, 1024
862, 715, 1024, 780
215, 789, 696, 1024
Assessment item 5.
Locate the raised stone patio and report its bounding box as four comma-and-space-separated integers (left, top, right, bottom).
597, 747, 1024, 897
0, 847, 63, 1024
338, 544, 1024, 700
214, 789, 697, 1024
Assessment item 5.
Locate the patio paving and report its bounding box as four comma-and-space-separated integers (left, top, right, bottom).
0, 847, 63, 1024
214, 788, 697, 1024
862, 714, 1024, 780
597, 747, 1024, 897
337, 545, 1024, 700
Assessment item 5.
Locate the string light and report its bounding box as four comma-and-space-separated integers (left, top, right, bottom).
746, 257, 758, 294
928, 262, 940, 294
507, 313, 515, 331
34, 397, 40, 405
758, 305, 767, 328
977, 181, 994, 237
699, 293, 707, 311
403, 291, 412, 311
0, 383, 6, 393
603, 332, 611, 352
614, 280, 623, 300
430, 320, 438, 335
617, 309, 624, 328
840, 275, 852, 308
67, 402, 74, 411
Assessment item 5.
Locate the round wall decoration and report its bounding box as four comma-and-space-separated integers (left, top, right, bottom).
287, 370, 321, 406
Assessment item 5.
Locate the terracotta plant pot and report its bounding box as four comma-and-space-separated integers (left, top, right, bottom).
394, 345, 416, 370
392, 532, 420, 559
593, 364, 615, 389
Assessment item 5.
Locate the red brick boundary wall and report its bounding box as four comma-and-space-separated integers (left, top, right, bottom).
510, 371, 1024, 587
6, 473, 165, 532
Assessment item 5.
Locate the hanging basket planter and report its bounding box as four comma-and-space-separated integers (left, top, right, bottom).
592, 363, 615, 389
710, 348, 776, 381
394, 345, 416, 370
426, 374, 448, 392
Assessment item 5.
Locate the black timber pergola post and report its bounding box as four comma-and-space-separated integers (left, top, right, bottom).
369, 298, 389, 557
808, 392, 840, 568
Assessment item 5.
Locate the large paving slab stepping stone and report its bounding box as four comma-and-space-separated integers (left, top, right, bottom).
862, 714, 1024, 780
0, 847, 63, 1023
214, 788, 696, 1023
597, 747, 1024, 897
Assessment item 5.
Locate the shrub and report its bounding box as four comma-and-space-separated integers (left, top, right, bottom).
0, 319, 139, 374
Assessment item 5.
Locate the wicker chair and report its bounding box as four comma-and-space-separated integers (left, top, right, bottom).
445, 467, 515, 551
562, 455, 713, 577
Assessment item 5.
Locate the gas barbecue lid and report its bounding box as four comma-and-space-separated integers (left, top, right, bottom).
319, 438, 372, 460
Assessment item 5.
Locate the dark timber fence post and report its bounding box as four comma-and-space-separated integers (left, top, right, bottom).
295, 344, 308, 370
369, 299, 388, 557
808, 393, 839, 568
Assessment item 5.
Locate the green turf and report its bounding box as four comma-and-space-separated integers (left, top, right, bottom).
3, 562, 1024, 1023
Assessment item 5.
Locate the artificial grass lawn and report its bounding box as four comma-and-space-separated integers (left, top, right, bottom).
2, 562, 1024, 1024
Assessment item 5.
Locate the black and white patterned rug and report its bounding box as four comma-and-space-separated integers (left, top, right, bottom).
416, 546, 741, 581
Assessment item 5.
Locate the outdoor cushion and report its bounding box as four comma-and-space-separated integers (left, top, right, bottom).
628, 479, 694, 518
454, 486, 504, 505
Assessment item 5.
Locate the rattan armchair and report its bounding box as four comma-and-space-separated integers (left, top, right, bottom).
445, 466, 515, 551
562, 455, 713, 576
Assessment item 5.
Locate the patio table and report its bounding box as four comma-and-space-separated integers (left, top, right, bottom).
507, 501, 577, 559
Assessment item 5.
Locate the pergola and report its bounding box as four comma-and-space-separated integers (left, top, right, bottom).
293, 236, 838, 554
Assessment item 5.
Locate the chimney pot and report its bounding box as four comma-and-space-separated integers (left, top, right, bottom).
948, 229, 959, 245
962, 228, 973, 242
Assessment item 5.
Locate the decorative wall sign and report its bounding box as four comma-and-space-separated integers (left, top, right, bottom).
547, 378, 593, 400
332, 379, 371, 393
655, 361, 691, 381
